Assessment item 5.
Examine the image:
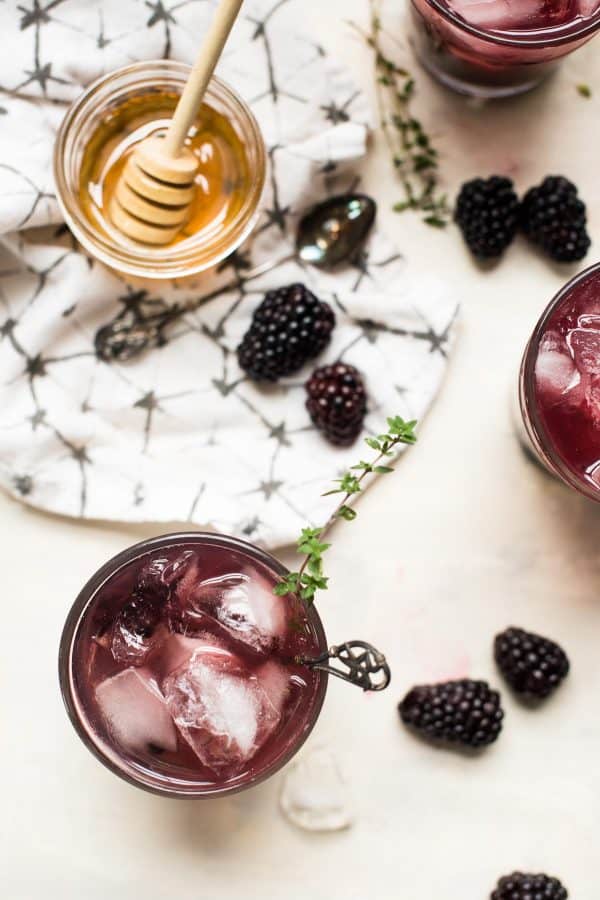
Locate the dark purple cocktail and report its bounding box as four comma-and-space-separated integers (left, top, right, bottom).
408, 0, 600, 97
59, 533, 327, 797
520, 263, 600, 499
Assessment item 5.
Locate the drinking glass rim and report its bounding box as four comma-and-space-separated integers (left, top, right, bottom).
417, 0, 600, 47
58, 531, 329, 798
520, 261, 600, 502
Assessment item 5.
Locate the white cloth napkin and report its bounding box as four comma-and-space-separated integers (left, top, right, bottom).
0, 0, 458, 548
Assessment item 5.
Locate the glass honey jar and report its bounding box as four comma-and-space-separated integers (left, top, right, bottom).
54, 61, 266, 280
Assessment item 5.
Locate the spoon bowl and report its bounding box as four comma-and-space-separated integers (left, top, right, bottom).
297, 194, 377, 269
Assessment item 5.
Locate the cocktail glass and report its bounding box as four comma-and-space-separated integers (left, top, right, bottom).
408, 0, 600, 98
518, 262, 600, 500
59, 532, 332, 798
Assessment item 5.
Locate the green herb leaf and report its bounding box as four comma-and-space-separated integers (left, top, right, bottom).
577, 83, 592, 98
356, 2, 450, 227
274, 414, 419, 605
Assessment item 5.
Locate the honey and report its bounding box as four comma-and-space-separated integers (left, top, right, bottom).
78, 89, 252, 250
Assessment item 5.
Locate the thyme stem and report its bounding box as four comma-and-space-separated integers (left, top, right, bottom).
351, 0, 450, 227
275, 416, 418, 605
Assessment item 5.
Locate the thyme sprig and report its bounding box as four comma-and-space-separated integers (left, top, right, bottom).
274, 416, 417, 605
352, 0, 450, 227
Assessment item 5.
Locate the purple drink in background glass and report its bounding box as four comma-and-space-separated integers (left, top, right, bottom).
519, 264, 600, 500
59, 533, 327, 797
408, 0, 600, 98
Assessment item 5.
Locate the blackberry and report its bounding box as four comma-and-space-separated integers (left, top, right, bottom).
117, 593, 163, 641
110, 591, 165, 663
492, 872, 568, 900
305, 362, 367, 446
494, 626, 570, 699
520, 176, 590, 262
398, 679, 504, 748
455, 176, 520, 259
136, 556, 170, 603
237, 283, 335, 382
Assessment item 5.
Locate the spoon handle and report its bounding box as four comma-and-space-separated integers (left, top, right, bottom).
232, 250, 296, 283
178, 250, 296, 315
298, 640, 391, 692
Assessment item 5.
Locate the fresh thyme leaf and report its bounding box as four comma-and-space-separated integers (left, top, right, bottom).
351, 1, 450, 227
274, 415, 418, 605
350, 460, 374, 472
577, 83, 592, 98
424, 215, 447, 228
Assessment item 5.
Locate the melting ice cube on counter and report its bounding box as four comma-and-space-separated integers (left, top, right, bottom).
280, 747, 353, 832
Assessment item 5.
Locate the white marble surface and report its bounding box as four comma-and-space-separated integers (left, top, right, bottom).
2, 2, 600, 897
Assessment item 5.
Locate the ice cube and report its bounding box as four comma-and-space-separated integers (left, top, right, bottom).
577, 0, 600, 16
171, 569, 288, 657
280, 747, 353, 832
162, 642, 281, 774
163, 550, 197, 587
448, 0, 510, 28
448, 0, 558, 29
256, 660, 291, 717
153, 631, 245, 681
95, 668, 178, 755
166, 555, 214, 635
535, 0, 572, 22
535, 347, 579, 399
209, 572, 288, 654
584, 376, 600, 424
586, 459, 600, 487
538, 329, 564, 353
568, 328, 600, 376
111, 593, 168, 666
578, 314, 600, 330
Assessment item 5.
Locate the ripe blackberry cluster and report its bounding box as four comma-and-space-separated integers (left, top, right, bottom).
136, 557, 170, 603
455, 176, 520, 259
494, 626, 570, 700
398, 679, 504, 748
305, 363, 367, 446
455, 173, 590, 263
520, 176, 591, 263
115, 592, 163, 642
491, 872, 568, 900
236, 283, 335, 382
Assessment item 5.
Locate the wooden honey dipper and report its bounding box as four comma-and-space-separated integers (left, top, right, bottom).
110, 0, 244, 246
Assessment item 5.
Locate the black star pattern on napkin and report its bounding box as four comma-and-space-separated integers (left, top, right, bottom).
0, 0, 457, 543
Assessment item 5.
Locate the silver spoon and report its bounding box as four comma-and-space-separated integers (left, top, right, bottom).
300, 640, 391, 692
95, 193, 377, 363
